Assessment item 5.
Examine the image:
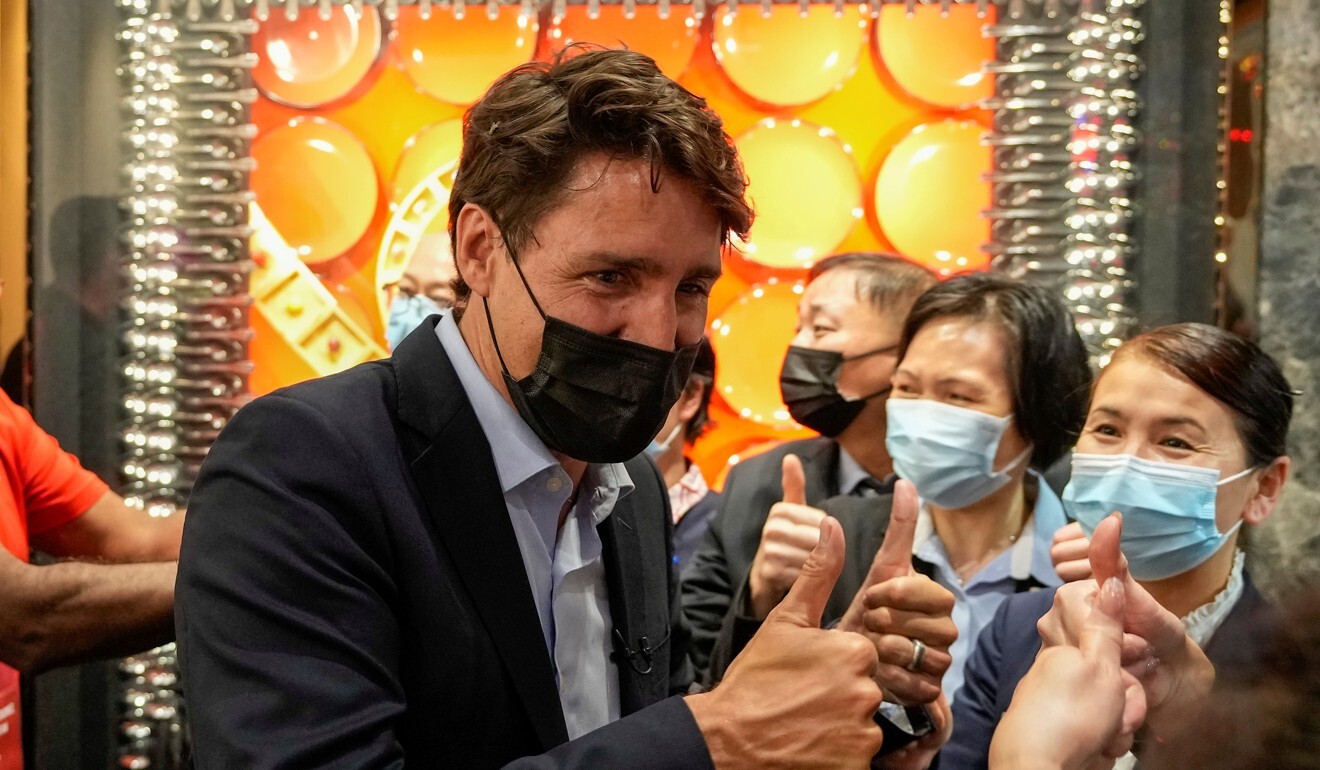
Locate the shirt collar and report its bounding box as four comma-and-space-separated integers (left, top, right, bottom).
436, 311, 559, 493
669, 461, 709, 524
837, 445, 894, 495
912, 470, 1064, 587
1018, 474, 1067, 586
581, 461, 634, 526
435, 311, 633, 509
1183, 548, 1246, 647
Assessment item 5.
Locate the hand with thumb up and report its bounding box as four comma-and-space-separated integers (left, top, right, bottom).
686, 516, 886, 769
838, 479, 958, 706
747, 454, 828, 620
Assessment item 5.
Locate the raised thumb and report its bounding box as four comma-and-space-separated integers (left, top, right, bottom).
862, 478, 919, 586
1080, 576, 1127, 663
1089, 512, 1130, 589
780, 454, 807, 506
767, 516, 846, 628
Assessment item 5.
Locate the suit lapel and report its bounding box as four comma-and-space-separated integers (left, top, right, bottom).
799, 438, 842, 501
597, 490, 654, 714
393, 318, 569, 749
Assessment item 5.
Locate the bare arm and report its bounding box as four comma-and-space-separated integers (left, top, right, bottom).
0, 546, 176, 673
29, 490, 184, 563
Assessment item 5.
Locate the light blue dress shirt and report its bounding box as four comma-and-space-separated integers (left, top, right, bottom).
436, 312, 632, 739
911, 470, 1065, 705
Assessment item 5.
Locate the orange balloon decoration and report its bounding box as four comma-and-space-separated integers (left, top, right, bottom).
393, 5, 538, 106
549, 4, 699, 80
252, 117, 380, 264
252, 5, 382, 108
874, 120, 991, 274
712, 4, 869, 107
734, 119, 863, 271
391, 119, 464, 203
709, 280, 806, 429
876, 4, 995, 110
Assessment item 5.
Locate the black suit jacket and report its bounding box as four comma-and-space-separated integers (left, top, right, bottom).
940, 573, 1278, 769
176, 318, 712, 769
680, 438, 898, 683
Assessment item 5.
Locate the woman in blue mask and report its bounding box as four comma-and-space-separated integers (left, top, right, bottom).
944, 322, 1294, 768
882, 274, 1092, 704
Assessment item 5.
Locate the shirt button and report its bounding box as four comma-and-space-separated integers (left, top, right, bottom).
546, 476, 564, 493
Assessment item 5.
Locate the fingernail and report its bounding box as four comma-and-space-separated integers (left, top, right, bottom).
819, 518, 834, 547
1103, 576, 1122, 600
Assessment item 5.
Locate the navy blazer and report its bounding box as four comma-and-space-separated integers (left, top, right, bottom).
941, 573, 1278, 769
673, 488, 720, 576
176, 317, 711, 769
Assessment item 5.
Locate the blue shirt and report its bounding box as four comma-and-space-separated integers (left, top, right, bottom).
436, 312, 632, 739
911, 471, 1065, 705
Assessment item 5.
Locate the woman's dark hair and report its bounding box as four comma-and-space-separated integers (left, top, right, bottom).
1111, 322, 1294, 467
897, 274, 1092, 471
448, 46, 753, 317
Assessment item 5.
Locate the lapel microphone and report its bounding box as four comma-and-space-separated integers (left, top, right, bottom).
610, 627, 671, 676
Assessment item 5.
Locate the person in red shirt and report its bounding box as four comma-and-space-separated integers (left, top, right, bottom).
0, 388, 181, 770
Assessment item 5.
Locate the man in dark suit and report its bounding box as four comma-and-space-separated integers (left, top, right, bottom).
176, 49, 890, 769
682, 253, 938, 681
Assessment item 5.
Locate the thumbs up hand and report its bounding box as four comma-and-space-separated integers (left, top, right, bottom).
747, 455, 830, 619
687, 517, 886, 769
1037, 513, 1215, 745
839, 480, 958, 706
990, 572, 1143, 769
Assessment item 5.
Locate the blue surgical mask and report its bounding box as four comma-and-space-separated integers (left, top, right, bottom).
1062, 453, 1253, 581
386, 293, 447, 350
644, 423, 682, 460
885, 398, 1032, 510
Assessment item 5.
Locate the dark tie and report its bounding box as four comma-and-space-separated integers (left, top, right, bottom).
852, 477, 889, 498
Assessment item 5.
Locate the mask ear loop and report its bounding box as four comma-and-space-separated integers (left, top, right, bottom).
1216, 466, 1258, 486
480, 233, 546, 379
1216, 465, 1261, 536
836, 345, 899, 402
996, 444, 1034, 475
841, 343, 900, 363
655, 422, 682, 452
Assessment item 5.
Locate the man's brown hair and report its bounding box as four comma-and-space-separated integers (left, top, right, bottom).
448, 46, 753, 316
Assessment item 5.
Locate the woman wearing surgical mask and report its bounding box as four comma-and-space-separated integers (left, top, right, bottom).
883, 274, 1092, 703
385, 235, 458, 350
944, 322, 1293, 769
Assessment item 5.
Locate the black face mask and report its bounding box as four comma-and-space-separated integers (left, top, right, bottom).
484, 258, 699, 464
779, 344, 895, 437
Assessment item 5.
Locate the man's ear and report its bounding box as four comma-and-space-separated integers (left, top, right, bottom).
453, 203, 504, 300
1243, 455, 1290, 525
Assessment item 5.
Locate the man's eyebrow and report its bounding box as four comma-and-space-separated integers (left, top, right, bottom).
578, 252, 666, 275
687, 264, 723, 282
579, 252, 722, 282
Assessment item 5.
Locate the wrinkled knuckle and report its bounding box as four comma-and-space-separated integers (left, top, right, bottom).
841, 634, 878, 666
934, 622, 960, 646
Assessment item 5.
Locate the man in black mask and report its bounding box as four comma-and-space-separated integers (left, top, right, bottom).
176, 49, 892, 769
683, 253, 937, 679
